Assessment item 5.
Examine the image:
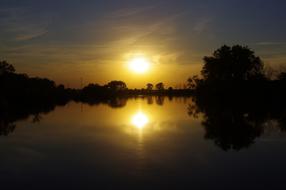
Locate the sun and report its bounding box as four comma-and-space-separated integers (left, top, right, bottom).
131, 111, 149, 129
128, 57, 150, 74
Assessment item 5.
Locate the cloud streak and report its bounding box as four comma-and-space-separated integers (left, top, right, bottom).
0, 6, 52, 42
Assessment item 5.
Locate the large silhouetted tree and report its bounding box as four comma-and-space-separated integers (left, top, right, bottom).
201, 45, 265, 82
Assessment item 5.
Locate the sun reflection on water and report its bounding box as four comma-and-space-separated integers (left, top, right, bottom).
131, 111, 149, 129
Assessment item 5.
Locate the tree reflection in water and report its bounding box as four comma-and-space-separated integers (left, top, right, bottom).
0, 101, 66, 136
188, 94, 286, 151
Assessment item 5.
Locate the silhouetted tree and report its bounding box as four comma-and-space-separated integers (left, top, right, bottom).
0, 61, 71, 107
155, 82, 164, 90
202, 45, 265, 82
0, 60, 15, 75
107, 81, 127, 91
146, 83, 153, 91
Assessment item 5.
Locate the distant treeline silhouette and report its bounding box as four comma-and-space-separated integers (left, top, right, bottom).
77, 81, 191, 103
0, 60, 192, 107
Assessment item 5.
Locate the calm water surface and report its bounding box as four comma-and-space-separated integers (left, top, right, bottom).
1, 98, 286, 189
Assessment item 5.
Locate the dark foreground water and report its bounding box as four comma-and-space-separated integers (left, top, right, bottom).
1, 97, 286, 189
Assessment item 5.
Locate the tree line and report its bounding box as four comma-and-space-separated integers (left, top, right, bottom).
2, 44, 286, 105
0, 60, 192, 107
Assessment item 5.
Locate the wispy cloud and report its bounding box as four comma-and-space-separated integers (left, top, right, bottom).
0, 7, 51, 42
13, 25, 48, 41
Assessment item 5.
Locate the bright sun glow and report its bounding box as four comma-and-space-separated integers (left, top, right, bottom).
131, 111, 149, 129
128, 57, 150, 74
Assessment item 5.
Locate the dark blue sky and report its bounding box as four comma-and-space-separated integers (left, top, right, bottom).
1, 0, 286, 87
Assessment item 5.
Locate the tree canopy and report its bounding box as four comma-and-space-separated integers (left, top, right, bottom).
146, 83, 153, 90
106, 81, 127, 91
155, 82, 164, 90
0, 60, 15, 75
201, 45, 265, 82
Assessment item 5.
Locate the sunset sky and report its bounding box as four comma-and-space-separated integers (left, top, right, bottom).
1, 0, 286, 88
